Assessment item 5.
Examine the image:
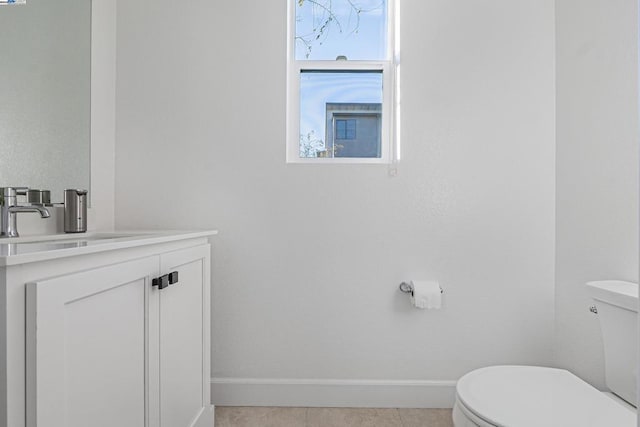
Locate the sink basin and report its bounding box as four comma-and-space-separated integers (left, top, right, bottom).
0, 232, 141, 245
0, 230, 215, 267
0, 232, 153, 259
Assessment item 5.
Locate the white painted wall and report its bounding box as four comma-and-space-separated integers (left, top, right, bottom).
114, 0, 556, 406
554, 0, 639, 390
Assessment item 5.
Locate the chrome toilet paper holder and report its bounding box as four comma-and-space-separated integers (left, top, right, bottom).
399, 281, 444, 296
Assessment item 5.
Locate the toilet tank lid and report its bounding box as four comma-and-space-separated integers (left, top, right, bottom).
456, 366, 636, 427
586, 280, 638, 312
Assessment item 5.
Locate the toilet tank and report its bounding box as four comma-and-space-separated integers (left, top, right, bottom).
586, 280, 638, 407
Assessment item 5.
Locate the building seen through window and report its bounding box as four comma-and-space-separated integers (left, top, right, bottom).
319, 103, 382, 158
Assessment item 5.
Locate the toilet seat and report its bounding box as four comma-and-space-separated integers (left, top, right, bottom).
455, 366, 636, 427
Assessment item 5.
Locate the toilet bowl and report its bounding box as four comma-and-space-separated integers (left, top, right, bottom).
452, 365, 636, 427
452, 281, 638, 427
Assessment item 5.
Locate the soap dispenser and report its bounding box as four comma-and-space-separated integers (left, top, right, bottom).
63, 189, 88, 233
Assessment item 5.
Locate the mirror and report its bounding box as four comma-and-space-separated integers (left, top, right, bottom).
0, 0, 91, 203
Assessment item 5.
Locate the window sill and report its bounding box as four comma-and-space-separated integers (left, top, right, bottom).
286, 157, 391, 165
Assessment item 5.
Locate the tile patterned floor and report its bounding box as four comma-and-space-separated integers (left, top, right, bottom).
214, 407, 454, 427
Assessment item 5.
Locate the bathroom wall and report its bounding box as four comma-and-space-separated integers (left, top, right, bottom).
114, 0, 556, 406
554, 0, 639, 389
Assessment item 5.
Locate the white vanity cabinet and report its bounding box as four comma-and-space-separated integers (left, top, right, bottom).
0, 232, 215, 427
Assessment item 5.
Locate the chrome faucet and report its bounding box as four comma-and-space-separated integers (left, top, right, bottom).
0, 187, 50, 238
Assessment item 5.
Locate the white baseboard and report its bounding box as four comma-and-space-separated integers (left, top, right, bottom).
211, 378, 456, 408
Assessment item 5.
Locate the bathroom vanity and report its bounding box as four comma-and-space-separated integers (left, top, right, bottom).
0, 231, 215, 427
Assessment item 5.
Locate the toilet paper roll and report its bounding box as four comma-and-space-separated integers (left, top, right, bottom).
410, 280, 442, 309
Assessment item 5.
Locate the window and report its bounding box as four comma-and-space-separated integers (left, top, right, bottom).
287, 0, 399, 163
335, 119, 356, 140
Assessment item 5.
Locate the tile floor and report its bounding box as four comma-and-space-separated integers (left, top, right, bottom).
214, 407, 454, 427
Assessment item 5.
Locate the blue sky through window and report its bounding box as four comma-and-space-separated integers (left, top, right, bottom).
295, 0, 387, 61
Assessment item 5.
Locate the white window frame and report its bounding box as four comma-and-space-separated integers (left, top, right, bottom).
286, 0, 399, 164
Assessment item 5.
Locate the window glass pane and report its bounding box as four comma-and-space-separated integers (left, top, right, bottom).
299, 71, 382, 158
336, 119, 357, 140
345, 119, 356, 139
295, 0, 387, 61
336, 120, 348, 139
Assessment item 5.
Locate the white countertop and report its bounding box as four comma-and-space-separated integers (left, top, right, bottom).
0, 230, 217, 266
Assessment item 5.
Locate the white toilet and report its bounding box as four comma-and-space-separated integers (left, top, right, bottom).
452, 280, 638, 426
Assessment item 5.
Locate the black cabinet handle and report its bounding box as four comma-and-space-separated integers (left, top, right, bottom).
153, 271, 179, 290
168, 271, 179, 285
153, 274, 169, 290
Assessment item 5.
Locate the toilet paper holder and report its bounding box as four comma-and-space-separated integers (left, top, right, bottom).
399, 281, 443, 296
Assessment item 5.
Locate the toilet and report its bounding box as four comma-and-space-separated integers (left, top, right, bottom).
452, 280, 638, 426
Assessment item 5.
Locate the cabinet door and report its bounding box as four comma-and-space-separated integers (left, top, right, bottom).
26, 257, 160, 427
158, 245, 211, 427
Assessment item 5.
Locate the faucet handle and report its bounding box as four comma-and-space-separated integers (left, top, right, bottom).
0, 187, 28, 199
